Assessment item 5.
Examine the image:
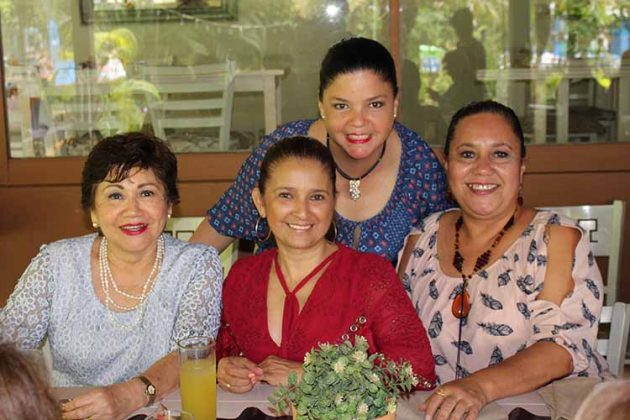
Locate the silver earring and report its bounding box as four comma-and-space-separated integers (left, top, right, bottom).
254, 217, 271, 242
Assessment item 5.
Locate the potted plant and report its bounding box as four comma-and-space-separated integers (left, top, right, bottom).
270, 336, 418, 420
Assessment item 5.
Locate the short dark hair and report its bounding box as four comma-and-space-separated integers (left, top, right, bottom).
81, 132, 179, 210
0, 344, 60, 420
444, 100, 527, 159
258, 136, 336, 195
319, 37, 398, 99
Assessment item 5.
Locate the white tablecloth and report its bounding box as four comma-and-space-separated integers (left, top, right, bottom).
53, 384, 551, 419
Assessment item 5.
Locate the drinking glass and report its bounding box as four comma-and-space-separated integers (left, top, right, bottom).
178, 336, 216, 420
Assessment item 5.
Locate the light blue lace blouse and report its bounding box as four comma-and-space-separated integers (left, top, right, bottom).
0, 233, 222, 387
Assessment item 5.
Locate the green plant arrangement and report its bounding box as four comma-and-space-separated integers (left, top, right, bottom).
270, 336, 418, 420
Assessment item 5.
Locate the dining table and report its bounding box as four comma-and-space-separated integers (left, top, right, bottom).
53, 383, 551, 420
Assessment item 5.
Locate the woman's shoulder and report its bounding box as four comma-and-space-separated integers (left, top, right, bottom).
334, 245, 397, 282
224, 249, 274, 286
43, 233, 96, 256
408, 209, 455, 236
529, 209, 587, 238
266, 119, 316, 141
162, 235, 222, 280
395, 121, 438, 155
163, 234, 219, 259
395, 121, 426, 144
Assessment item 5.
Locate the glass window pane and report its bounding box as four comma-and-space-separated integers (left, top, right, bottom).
399, 1, 630, 146
2, 0, 388, 158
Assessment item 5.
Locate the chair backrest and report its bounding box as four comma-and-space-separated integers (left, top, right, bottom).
42, 69, 125, 153
140, 62, 236, 150
540, 200, 625, 304
164, 216, 237, 277
597, 302, 630, 377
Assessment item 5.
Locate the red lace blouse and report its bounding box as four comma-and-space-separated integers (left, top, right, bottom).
216, 245, 436, 389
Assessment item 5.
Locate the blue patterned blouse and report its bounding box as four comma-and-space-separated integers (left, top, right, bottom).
0, 234, 223, 386
207, 119, 451, 262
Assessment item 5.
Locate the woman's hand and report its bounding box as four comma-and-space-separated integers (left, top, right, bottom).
61, 382, 142, 420
420, 377, 489, 420
217, 356, 263, 393
258, 355, 303, 386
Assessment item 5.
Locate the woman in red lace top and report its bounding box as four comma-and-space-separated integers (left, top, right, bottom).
216, 136, 436, 393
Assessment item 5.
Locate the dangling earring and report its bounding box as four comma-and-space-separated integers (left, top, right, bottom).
326, 219, 338, 242
254, 217, 271, 242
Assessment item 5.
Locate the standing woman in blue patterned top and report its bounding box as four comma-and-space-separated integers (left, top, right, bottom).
191, 37, 451, 262
0, 133, 223, 420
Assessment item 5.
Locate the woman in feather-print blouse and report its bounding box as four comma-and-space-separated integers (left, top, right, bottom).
397, 101, 609, 420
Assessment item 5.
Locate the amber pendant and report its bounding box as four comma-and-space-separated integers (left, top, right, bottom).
452, 290, 471, 319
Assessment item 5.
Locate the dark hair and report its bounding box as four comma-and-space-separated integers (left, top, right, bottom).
319, 37, 398, 99
444, 100, 527, 159
81, 132, 179, 210
451, 8, 474, 34
0, 344, 60, 420
258, 136, 336, 194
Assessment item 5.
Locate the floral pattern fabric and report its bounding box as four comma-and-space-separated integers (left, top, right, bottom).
0, 234, 223, 386
216, 245, 437, 388
207, 119, 451, 262
399, 210, 609, 384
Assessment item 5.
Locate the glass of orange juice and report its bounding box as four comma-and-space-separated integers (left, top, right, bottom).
178, 336, 216, 420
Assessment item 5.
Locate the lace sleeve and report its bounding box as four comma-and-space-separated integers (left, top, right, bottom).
364, 255, 437, 389
0, 245, 53, 349
170, 246, 223, 350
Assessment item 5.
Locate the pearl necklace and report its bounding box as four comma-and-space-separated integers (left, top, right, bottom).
98, 235, 164, 330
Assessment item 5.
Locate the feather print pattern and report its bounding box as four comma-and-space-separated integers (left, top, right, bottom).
403, 210, 605, 381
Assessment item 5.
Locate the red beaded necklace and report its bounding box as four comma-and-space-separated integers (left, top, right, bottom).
451, 208, 518, 379
451, 210, 517, 319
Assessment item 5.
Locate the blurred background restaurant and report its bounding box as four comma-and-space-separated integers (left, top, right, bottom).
0, 0, 629, 305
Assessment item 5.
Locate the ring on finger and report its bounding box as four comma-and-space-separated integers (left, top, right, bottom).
435, 387, 448, 397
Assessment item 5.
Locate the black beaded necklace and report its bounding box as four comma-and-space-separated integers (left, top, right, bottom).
451, 208, 517, 378
326, 133, 387, 201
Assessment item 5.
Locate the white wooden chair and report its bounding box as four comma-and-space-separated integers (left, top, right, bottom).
140, 62, 236, 151
42, 69, 126, 155
164, 216, 237, 277
597, 302, 630, 377
541, 200, 625, 305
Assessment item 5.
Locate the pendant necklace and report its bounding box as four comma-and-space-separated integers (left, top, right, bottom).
451, 209, 517, 378
326, 133, 387, 201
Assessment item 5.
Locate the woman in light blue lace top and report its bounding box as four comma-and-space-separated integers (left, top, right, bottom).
0, 133, 222, 420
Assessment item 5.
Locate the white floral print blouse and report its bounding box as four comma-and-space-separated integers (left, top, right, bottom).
399, 210, 609, 384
